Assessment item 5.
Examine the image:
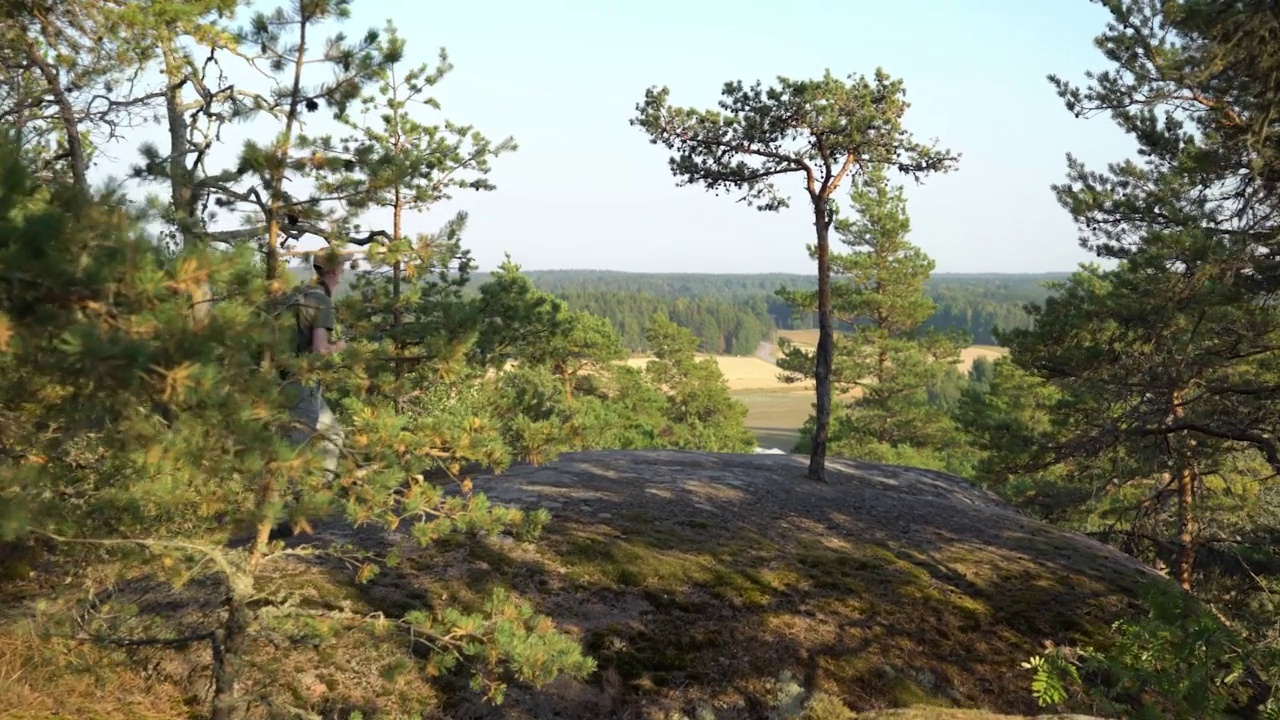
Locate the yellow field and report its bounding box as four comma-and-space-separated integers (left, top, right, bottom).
623, 335, 1009, 451
623, 354, 806, 392
627, 341, 1007, 394
959, 345, 1006, 373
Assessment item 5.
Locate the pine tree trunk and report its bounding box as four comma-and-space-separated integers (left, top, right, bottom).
265, 218, 280, 283
1175, 463, 1195, 591
264, 20, 308, 287
210, 593, 251, 720
392, 200, 404, 414
23, 21, 87, 192
160, 42, 213, 327
1170, 387, 1195, 591
391, 257, 403, 413
808, 199, 833, 482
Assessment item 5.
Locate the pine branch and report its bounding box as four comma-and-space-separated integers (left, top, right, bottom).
1130, 422, 1280, 473
204, 222, 390, 247
31, 530, 241, 588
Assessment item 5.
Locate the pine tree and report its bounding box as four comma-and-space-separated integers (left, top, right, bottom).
778, 168, 968, 470
955, 357, 1075, 519
127, 0, 258, 253
225, 0, 397, 282
1002, 0, 1280, 591
0, 133, 595, 719
643, 313, 757, 453
2, 0, 243, 194
309, 22, 516, 408
631, 70, 958, 480
1003, 261, 1280, 591
472, 258, 658, 460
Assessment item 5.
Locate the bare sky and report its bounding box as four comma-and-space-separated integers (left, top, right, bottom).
93, 0, 1135, 275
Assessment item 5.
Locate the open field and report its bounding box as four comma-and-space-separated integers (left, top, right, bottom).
624, 333, 1003, 445
732, 389, 812, 451
626, 339, 1008, 450
959, 345, 1006, 373
625, 344, 1006, 395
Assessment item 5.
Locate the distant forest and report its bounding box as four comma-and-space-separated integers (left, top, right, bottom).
313, 267, 1063, 356
468, 270, 1066, 354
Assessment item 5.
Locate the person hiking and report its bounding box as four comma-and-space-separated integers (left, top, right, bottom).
275, 247, 349, 537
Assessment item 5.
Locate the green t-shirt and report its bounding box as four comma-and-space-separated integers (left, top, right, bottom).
292, 286, 336, 354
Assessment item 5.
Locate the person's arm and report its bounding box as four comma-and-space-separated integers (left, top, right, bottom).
311, 326, 346, 353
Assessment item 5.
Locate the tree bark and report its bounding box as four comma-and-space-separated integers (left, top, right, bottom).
808, 196, 834, 482
159, 42, 215, 328
390, 86, 406, 413
22, 26, 87, 192
1175, 463, 1195, 591
1170, 387, 1196, 591
392, 198, 404, 413
265, 17, 310, 285
210, 593, 251, 720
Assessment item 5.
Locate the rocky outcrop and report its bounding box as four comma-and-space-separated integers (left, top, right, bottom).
421, 451, 1165, 718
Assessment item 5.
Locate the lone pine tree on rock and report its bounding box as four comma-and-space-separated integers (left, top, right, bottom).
777, 166, 969, 470
632, 69, 958, 481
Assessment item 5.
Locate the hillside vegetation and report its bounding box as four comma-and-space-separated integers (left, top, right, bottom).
4, 2, 1280, 720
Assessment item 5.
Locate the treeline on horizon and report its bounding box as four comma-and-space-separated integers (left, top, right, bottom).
318, 267, 1061, 353
476, 269, 1060, 352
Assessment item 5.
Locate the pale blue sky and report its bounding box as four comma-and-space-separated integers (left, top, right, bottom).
99, 0, 1133, 274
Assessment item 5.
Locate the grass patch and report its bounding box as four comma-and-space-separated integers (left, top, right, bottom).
0, 553, 445, 720
510, 509, 1094, 713
556, 514, 784, 609
733, 388, 813, 450
0, 625, 196, 720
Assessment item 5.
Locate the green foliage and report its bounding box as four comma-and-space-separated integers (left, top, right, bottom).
633, 66, 959, 479
311, 20, 516, 220
461, 258, 757, 459
0, 133, 596, 714
1022, 582, 1278, 719
17, 0, 1280, 714
631, 69, 956, 213
778, 167, 941, 337
2, 3, 711, 713
954, 357, 1078, 515
990, 3, 1280, 714
1, 0, 242, 191
489, 269, 1053, 347
549, 288, 776, 356
403, 585, 594, 703
475, 257, 626, 380
980, 0, 1280, 598
778, 168, 972, 474
642, 314, 757, 453
1020, 653, 1078, 708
